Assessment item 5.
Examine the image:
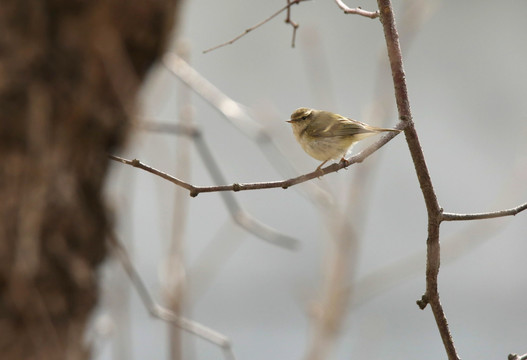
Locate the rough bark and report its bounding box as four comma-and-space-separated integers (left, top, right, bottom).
0, 1, 178, 358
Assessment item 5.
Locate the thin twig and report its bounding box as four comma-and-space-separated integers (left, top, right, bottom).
164, 40, 192, 359
442, 202, 527, 221
376, 1, 460, 359
305, 209, 359, 360
109, 154, 193, 191
162, 52, 333, 205
203, 0, 309, 53
335, 0, 380, 18
140, 122, 300, 250
285, 0, 300, 47
107, 232, 236, 360
109, 122, 403, 197
351, 212, 510, 309
509, 353, 527, 360
162, 53, 265, 139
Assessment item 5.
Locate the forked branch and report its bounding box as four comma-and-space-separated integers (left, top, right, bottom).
376, 0, 460, 359
203, 0, 309, 53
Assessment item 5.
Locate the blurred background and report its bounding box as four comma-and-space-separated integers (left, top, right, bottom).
97, 0, 527, 359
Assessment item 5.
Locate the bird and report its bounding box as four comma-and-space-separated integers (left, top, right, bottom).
287, 107, 400, 171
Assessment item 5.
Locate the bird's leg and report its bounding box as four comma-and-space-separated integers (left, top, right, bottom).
316, 160, 328, 175
339, 157, 349, 169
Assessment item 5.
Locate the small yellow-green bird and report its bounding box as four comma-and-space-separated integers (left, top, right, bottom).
287, 107, 400, 171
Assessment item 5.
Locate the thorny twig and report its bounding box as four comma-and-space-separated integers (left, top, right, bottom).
203, 0, 309, 53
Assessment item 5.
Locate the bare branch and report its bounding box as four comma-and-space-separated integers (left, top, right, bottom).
377, 0, 460, 359
109, 122, 403, 196
203, 0, 309, 53
305, 211, 359, 360
351, 206, 513, 309
109, 152, 298, 250
109, 154, 194, 192
335, 0, 380, 19
442, 202, 527, 221
139, 121, 300, 250
164, 41, 193, 358
285, 0, 300, 47
509, 353, 527, 360
162, 53, 265, 139
106, 233, 236, 360
161, 53, 334, 205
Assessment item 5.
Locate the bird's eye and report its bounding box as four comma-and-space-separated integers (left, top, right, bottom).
301, 115, 308, 120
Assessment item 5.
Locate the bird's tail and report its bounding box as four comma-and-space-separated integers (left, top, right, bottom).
369, 126, 401, 133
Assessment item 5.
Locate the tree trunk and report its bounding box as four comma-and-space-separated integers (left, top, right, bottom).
0, 1, 178, 358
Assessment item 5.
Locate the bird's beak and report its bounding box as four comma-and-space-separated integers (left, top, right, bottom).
286, 119, 293, 123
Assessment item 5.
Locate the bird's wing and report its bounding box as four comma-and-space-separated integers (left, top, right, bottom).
306, 116, 373, 138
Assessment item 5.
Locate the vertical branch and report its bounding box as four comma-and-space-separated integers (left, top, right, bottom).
305, 210, 359, 360
376, 1, 460, 359
285, 0, 299, 47
165, 41, 194, 360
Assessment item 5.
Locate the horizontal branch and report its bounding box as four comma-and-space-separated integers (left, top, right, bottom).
109, 153, 298, 249
442, 202, 527, 221
109, 120, 404, 197
335, 0, 379, 18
